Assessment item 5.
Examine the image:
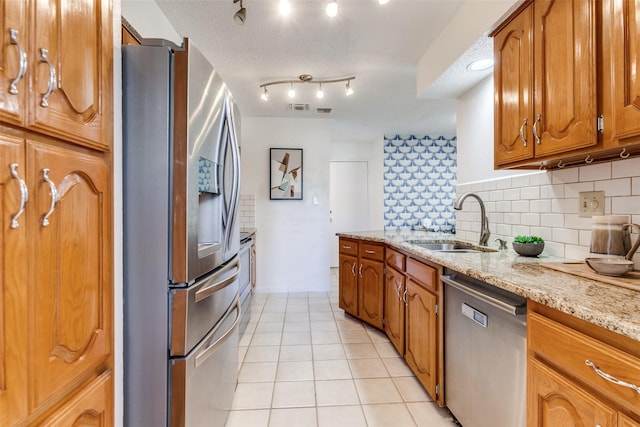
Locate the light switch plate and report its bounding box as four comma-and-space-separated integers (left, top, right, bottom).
579, 191, 605, 217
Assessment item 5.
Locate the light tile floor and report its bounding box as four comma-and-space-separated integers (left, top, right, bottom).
226, 270, 456, 427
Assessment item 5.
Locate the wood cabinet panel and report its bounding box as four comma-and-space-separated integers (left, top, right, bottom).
384, 265, 404, 355
528, 358, 618, 427
0, 132, 28, 426
338, 253, 358, 316
494, 5, 534, 167
385, 247, 405, 272
360, 242, 384, 261
30, 0, 112, 150
338, 238, 358, 256
405, 280, 437, 399
620, 413, 640, 427
406, 258, 437, 294
359, 258, 383, 329
28, 140, 112, 409
0, 0, 27, 127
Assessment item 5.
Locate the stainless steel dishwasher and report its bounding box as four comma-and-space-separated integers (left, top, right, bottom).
442, 270, 527, 427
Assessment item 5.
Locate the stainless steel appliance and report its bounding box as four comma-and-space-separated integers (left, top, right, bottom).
442, 270, 526, 427
122, 38, 241, 427
238, 232, 254, 334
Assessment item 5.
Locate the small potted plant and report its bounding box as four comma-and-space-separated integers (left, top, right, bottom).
512, 235, 545, 257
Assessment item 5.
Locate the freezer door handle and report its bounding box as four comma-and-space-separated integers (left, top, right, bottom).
195, 299, 241, 367
194, 256, 240, 302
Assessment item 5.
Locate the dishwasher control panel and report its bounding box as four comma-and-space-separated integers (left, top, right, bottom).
462, 303, 487, 328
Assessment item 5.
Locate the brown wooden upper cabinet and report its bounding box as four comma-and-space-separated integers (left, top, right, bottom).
0, 0, 112, 151
493, 0, 640, 169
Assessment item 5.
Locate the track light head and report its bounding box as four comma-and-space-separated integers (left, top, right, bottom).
261, 87, 269, 101
326, 0, 337, 17
316, 84, 324, 99
288, 83, 296, 98
345, 80, 354, 96
233, 0, 246, 24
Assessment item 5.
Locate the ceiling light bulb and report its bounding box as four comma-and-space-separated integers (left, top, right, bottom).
467, 58, 494, 71
378, 0, 389, 4
234, 0, 246, 25
261, 87, 269, 101
345, 81, 353, 96
279, 0, 291, 16
326, 0, 338, 17
288, 84, 296, 98
316, 84, 324, 99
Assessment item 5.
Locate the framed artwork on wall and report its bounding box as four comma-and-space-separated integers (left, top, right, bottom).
270, 148, 303, 200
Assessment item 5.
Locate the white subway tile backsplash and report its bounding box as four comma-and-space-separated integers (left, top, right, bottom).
521, 213, 540, 226
563, 181, 594, 198
578, 162, 611, 182
489, 190, 504, 201
612, 157, 640, 178
578, 230, 591, 246
503, 188, 521, 201
611, 195, 640, 215
565, 244, 590, 261
512, 225, 531, 237
595, 178, 631, 196
529, 172, 551, 186
530, 227, 553, 242
496, 178, 512, 189
511, 175, 531, 188
543, 241, 565, 258
530, 199, 552, 213
551, 198, 579, 214
551, 168, 579, 184
520, 186, 540, 200
495, 223, 512, 236
511, 200, 530, 213
540, 213, 564, 228
496, 201, 512, 212
633, 177, 640, 195
552, 227, 579, 245
540, 184, 565, 199
563, 214, 593, 230
504, 212, 521, 225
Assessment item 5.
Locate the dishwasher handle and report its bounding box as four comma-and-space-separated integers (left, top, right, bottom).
442, 275, 526, 316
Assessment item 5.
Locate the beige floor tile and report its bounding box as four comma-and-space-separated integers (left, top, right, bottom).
362, 403, 417, 427
260, 312, 286, 322
311, 330, 342, 345
281, 332, 312, 345
255, 321, 284, 334
283, 321, 310, 333
238, 346, 248, 364
276, 360, 314, 381
314, 359, 352, 380
244, 345, 280, 363
339, 329, 371, 344
225, 409, 270, 427
279, 344, 312, 362
239, 332, 253, 347
406, 402, 455, 426
348, 358, 389, 379
244, 322, 258, 335
315, 379, 360, 406
381, 357, 414, 377
285, 312, 309, 322
231, 382, 274, 410
309, 312, 335, 321
366, 327, 390, 342
269, 407, 317, 427
285, 303, 309, 313
238, 361, 278, 383
309, 303, 333, 312
393, 376, 434, 402
252, 332, 283, 346
312, 344, 346, 361
354, 378, 403, 404
310, 321, 338, 332
335, 318, 366, 332
343, 342, 378, 359
373, 340, 399, 358
261, 305, 287, 314
271, 381, 316, 408
317, 405, 367, 427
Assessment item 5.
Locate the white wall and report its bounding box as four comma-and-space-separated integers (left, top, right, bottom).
241, 118, 332, 293
121, 0, 181, 44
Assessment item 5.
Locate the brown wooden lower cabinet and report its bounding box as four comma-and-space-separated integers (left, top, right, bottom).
383, 264, 405, 354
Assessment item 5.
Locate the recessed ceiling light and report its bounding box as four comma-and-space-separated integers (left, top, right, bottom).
467, 58, 494, 71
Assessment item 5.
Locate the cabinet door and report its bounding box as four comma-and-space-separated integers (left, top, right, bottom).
603, 0, 640, 145
0, 132, 28, 425
338, 253, 358, 316
30, 0, 112, 150
619, 413, 640, 427
38, 370, 113, 426
28, 139, 112, 409
384, 266, 404, 354
528, 358, 617, 427
359, 258, 383, 329
533, 0, 598, 156
404, 280, 438, 400
0, 0, 27, 127
493, 5, 534, 167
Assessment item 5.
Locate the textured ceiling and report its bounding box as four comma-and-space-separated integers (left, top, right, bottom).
154, 0, 497, 142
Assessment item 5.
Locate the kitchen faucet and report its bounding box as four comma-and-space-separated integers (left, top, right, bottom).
454, 192, 490, 246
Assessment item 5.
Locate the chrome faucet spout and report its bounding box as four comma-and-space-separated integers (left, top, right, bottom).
453, 192, 490, 246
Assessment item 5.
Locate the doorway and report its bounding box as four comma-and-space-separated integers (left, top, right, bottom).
329, 161, 369, 267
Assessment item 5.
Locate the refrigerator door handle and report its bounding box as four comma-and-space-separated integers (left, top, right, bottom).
195, 299, 241, 368
194, 256, 240, 302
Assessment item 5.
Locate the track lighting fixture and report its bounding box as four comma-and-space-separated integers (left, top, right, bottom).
233, 0, 246, 25
279, 0, 291, 16
259, 74, 355, 101
326, 0, 338, 17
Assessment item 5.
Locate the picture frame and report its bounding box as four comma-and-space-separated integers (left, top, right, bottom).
270, 148, 303, 200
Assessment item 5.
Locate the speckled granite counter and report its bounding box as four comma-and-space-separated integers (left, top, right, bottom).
338, 230, 640, 342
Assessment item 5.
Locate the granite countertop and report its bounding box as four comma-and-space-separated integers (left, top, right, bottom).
338, 230, 640, 342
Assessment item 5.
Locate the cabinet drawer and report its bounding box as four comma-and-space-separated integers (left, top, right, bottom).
405, 258, 437, 293
385, 247, 405, 271
360, 242, 384, 261
339, 239, 358, 256
529, 312, 640, 413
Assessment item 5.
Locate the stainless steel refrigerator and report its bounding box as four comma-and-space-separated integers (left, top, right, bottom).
122, 37, 241, 427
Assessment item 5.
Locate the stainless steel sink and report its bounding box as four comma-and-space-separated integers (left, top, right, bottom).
409, 242, 497, 253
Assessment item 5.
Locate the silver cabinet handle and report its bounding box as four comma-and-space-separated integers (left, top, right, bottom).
39, 48, 56, 108
8, 29, 27, 95
396, 280, 402, 299
358, 263, 363, 278
9, 163, 28, 229
585, 360, 640, 393
533, 113, 541, 145
342, 245, 351, 249
403, 288, 408, 306
364, 249, 376, 254
351, 262, 356, 276
194, 258, 240, 302
195, 299, 241, 367
519, 117, 528, 147
41, 168, 58, 226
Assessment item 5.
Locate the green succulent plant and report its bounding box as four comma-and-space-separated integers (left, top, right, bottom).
513, 235, 544, 244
